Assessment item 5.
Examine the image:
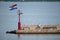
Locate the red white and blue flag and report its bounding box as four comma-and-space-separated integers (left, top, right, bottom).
9, 4, 17, 10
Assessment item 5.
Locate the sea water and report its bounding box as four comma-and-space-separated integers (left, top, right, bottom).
0, 2, 60, 40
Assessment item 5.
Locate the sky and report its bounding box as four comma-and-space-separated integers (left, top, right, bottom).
0, 2, 60, 26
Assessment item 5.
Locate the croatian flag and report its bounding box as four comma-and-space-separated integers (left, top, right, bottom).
9, 4, 17, 10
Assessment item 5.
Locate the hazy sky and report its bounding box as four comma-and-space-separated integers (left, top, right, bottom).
0, 2, 60, 25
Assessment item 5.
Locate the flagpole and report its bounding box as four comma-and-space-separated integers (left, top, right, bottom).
18, 10, 21, 30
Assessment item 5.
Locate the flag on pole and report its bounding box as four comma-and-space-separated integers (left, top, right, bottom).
9, 4, 17, 10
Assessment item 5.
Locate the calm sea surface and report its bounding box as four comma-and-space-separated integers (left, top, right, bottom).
1, 32, 60, 40
0, 2, 60, 40
0, 15, 60, 40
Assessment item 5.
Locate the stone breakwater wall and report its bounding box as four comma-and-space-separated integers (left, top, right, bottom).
16, 24, 60, 33
22, 24, 60, 31
23, 24, 60, 28
24, 24, 60, 27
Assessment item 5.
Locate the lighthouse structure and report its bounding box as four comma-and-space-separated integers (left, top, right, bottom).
17, 10, 22, 30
